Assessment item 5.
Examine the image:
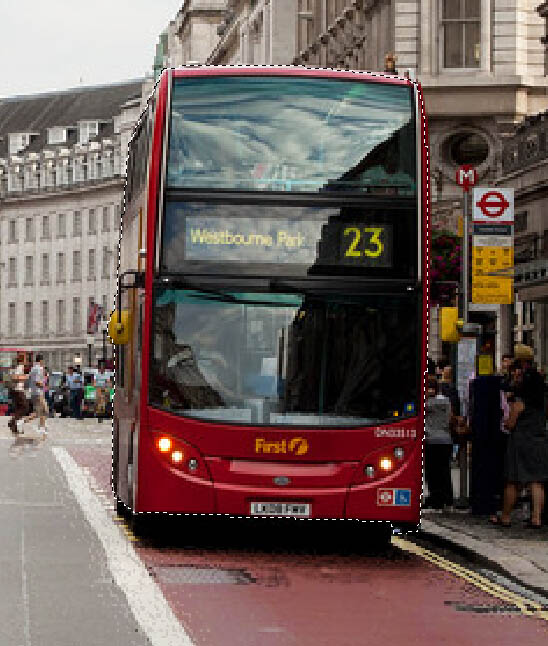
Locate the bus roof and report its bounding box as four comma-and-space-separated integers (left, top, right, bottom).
170, 65, 413, 87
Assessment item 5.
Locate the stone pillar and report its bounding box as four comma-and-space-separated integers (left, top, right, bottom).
270, 0, 297, 63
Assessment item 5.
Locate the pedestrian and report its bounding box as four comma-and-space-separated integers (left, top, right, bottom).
66, 365, 83, 420
491, 345, 548, 528
21, 354, 49, 439
94, 361, 111, 421
8, 354, 28, 434
424, 374, 455, 511
439, 365, 464, 461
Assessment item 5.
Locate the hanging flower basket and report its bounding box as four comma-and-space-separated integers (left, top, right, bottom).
430, 231, 461, 305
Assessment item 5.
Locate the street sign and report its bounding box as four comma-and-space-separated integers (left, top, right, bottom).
456, 165, 477, 192
471, 188, 514, 304
472, 188, 514, 223
472, 277, 513, 304
473, 224, 512, 236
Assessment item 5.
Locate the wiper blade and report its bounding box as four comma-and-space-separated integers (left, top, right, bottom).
156, 276, 238, 302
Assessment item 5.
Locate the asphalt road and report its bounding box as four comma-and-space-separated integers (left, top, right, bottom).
1, 416, 547, 646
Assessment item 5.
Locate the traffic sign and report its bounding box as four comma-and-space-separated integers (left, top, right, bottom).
456, 165, 477, 192
472, 188, 514, 223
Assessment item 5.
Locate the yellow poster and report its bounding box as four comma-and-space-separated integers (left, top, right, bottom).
472, 245, 514, 304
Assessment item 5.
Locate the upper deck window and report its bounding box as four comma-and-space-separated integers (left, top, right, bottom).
168, 76, 416, 194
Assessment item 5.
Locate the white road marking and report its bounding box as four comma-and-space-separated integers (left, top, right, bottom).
21, 492, 32, 646
52, 447, 194, 646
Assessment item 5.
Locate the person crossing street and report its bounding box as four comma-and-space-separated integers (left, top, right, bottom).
94, 362, 111, 421
20, 354, 49, 439
8, 354, 29, 435
66, 366, 84, 420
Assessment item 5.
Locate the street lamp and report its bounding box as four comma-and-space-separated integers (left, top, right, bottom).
100, 319, 108, 364
86, 334, 94, 367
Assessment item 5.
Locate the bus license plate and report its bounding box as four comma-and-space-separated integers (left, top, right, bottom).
250, 502, 311, 517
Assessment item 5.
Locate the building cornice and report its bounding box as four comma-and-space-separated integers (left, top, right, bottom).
0, 176, 124, 206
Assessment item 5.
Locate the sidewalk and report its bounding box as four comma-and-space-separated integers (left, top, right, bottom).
420, 465, 548, 597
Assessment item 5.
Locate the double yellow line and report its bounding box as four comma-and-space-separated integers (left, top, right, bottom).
393, 536, 548, 621
113, 514, 139, 542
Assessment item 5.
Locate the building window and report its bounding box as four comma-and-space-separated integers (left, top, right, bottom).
73, 250, 81, 281
73, 211, 82, 236
102, 206, 110, 232
8, 303, 16, 336
79, 121, 99, 145
25, 217, 34, 242
73, 297, 81, 334
25, 256, 33, 285
88, 248, 96, 279
41, 301, 49, 334
42, 215, 50, 239
57, 212, 66, 237
57, 299, 65, 333
8, 257, 17, 286
102, 246, 110, 279
47, 127, 66, 145
88, 208, 96, 235
441, 0, 481, 69
9, 219, 17, 243
57, 252, 65, 282
102, 294, 108, 316
515, 211, 528, 234
42, 253, 49, 282
25, 302, 32, 336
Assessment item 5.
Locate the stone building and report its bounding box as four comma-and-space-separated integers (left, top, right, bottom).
158, 0, 548, 367
0, 80, 143, 370
497, 112, 548, 368
161, 1, 548, 207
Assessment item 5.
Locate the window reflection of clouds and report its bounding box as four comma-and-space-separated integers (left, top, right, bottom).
168, 78, 414, 191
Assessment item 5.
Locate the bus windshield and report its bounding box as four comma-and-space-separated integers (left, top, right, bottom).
168, 76, 416, 194
149, 288, 419, 427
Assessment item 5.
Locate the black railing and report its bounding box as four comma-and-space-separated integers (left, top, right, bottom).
502, 112, 548, 174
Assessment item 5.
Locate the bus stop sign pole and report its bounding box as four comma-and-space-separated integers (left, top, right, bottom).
455, 165, 477, 509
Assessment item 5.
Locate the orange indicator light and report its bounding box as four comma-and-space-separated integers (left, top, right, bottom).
379, 457, 393, 471
158, 437, 172, 453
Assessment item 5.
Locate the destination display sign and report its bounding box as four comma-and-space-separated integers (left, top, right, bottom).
184, 216, 393, 267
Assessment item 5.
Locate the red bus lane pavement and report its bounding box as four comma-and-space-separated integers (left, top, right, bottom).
66, 446, 548, 646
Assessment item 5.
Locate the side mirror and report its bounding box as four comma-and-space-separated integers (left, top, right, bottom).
108, 310, 132, 345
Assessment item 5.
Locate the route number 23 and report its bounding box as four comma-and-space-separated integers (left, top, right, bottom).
343, 227, 384, 258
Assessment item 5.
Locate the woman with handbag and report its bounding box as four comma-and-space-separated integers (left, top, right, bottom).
494, 359, 548, 528
8, 354, 29, 434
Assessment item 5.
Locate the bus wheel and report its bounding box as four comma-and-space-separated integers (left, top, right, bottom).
116, 497, 131, 519
364, 524, 393, 550
128, 512, 153, 539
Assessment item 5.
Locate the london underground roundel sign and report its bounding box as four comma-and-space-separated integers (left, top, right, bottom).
472, 187, 514, 223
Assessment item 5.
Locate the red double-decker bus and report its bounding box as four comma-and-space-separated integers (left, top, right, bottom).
111, 66, 428, 537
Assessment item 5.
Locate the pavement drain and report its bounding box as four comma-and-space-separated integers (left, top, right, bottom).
444, 601, 548, 614
445, 602, 524, 614
150, 565, 255, 585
